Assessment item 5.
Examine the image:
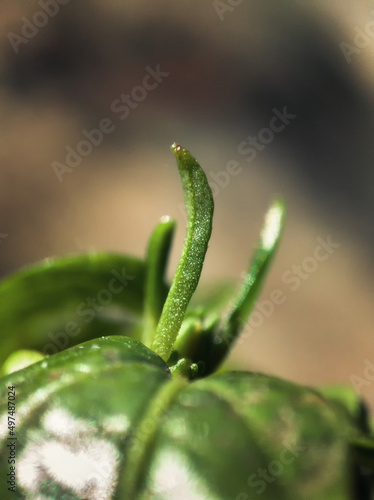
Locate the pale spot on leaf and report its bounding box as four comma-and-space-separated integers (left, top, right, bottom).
18, 407, 119, 499
150, 448, 217, 500
102, 414, 130, 434
42, 407, 94, 439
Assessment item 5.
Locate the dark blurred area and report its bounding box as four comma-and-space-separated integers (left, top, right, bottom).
1, 1, 374, 406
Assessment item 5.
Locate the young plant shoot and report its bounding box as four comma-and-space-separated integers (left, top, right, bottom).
0, 144, 373, 499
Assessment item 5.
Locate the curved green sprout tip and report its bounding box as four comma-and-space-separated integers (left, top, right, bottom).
151, 144, 214, 361
148, 143, 285, 375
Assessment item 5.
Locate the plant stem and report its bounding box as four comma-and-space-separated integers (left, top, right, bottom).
151, 144, 214, 362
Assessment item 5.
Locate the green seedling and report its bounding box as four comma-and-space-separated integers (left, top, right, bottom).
0, 144, 373, 499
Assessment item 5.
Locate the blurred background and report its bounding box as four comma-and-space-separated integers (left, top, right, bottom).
1, 0, 374, 407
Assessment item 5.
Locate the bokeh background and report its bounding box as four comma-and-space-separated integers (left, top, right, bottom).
1, 1, 374, 407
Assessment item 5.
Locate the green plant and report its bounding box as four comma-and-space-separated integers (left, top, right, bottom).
0, 144, 373, 499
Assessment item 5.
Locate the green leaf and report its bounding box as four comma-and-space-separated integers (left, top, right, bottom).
0, 336, 174, 498
0, 337, 363, 499
0, 253, 146, 366
223, 198, 286, 334
152, 144, 214, 362
318, 384, 371, 434
142, 217, 176, 348
206, 198, 286, 372
1, 349, 44, 376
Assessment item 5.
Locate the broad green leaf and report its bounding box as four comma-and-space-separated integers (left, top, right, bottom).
0, 253, 147, 366
0, 337, 364, 499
